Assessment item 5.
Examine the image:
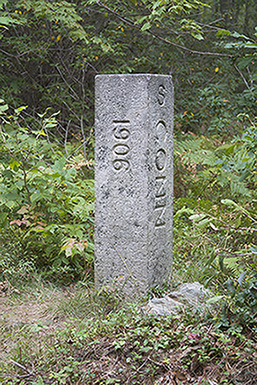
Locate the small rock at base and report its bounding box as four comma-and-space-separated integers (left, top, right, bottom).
143, 282, 213, 316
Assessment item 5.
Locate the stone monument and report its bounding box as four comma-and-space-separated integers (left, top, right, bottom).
95, 74, 173, 296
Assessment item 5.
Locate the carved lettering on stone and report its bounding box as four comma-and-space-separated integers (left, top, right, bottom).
112, 120, 131, 171
95, 74, 173, 296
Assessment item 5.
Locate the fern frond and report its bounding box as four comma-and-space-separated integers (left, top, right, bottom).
175, 137, 217, 166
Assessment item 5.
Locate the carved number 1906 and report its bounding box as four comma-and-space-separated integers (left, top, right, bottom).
112, 120, 131, 171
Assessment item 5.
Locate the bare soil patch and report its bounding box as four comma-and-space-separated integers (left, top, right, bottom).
0, 283, 257, 385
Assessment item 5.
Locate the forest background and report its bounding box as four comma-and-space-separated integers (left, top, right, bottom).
0, 1, 257, 383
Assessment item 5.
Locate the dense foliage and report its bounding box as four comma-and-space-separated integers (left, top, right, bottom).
0, 102, 94, 283
1, 0, 256, 134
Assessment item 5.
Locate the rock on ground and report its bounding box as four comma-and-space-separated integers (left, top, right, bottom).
143, 282, 213, 316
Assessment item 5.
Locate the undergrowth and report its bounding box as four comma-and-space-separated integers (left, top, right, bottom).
1, 105, 257, 383
0, 281, 256, 385
173, 119, 257, 330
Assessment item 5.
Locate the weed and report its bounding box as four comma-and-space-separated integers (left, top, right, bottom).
1, 280, 256, 384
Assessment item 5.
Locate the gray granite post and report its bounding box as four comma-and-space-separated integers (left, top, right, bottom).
95, 74, 173, 296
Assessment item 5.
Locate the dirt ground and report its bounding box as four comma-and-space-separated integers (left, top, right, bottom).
1, 283, 257, 385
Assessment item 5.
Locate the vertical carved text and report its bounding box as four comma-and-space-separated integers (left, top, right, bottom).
154, 84, 168, 227
112, 120, 131, 171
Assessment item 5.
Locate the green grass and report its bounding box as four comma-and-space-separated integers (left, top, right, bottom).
0, 277, 256, 385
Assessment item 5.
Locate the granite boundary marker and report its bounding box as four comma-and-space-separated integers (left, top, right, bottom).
95, 74, 173, 296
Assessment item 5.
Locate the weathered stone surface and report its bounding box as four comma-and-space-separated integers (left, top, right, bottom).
94, 74, 173, 296
143, 282, 212, 316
